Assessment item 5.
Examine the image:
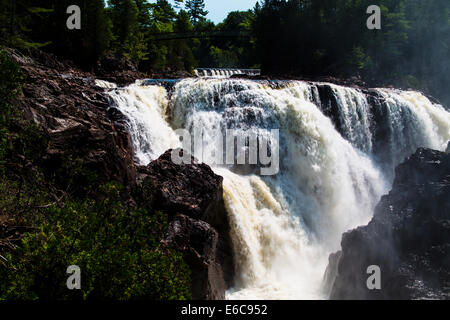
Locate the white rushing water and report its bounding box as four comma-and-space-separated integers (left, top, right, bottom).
105, 78, 450, 300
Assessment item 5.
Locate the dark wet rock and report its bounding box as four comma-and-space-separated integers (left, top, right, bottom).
143, 79, 180, 94
138, 149, 234, 300
230, 74, 271, 81
138, 149, 224, 220
165, 214, 227, 300
327, 148, 450, 300
95, 53, 145, 87
314, 84, 343, 134
322, 251, 342, 297
8, 48, 137, 191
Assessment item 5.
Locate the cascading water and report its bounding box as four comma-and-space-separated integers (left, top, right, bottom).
103, 78, 450, 300
317, 83, 374, 153
371, 88, 450, 177
105, 81, 181, 164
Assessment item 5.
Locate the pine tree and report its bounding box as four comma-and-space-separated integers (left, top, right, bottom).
145, 0, 177, 72
151, 0, 177, 24
0, 0, 53, 48
185, 0, 208, 25
172, 10, 195, 71
134, 0, 153, 31
108, 0, 147, 62
173, 0, 184, 10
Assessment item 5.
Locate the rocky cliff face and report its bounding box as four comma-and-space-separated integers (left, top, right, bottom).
7, 48, 233, 300
9, 48, 137, 191
326, 148, 450, 300
137, 149, 234, 300
95, 53, 146, 87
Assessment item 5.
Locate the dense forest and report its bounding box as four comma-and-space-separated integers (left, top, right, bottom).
0, 0, 257, 71
253, 0, 450, 106
0, 0, 448, 104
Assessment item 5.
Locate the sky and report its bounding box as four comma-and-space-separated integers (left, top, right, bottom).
203, 0, 259, 23
148, 0, 260, 24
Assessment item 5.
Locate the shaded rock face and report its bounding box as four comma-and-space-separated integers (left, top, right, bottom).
314, 84, 345, 134
138, 149, 234, 300
9, 48, 137, 192
327, 148, 450, 300
95, 53, 145, 87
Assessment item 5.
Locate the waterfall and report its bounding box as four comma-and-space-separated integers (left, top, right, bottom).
107, 82, 181, 164
371, 88, 450, 177
105, 78, 450, 300
315, 83, 374, 153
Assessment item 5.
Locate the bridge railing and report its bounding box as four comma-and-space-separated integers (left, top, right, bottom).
195, 68, 261, 77
149, 31, 250, 41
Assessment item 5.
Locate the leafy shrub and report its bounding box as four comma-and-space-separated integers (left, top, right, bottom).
0, 183, 191, 300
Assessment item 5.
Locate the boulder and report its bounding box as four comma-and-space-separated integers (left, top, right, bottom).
137, 149, 234, 300
165, 214, 227, 300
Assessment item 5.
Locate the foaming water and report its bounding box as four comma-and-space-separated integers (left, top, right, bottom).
324, 84, 373, 153
378, 89, 450, 154
107, 82, 181, 164
104, 78, 450, 300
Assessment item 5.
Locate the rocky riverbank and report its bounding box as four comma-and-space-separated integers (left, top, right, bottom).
3, 48, 232, 300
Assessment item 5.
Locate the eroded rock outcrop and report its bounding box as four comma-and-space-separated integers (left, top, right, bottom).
137, 149, 234, 300
9, 48, 137, 191
326, 148, 450, 300
95, 53, 146, 87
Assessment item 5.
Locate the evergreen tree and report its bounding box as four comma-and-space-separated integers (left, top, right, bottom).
151, 0, 177, 24
174, 0, 184, 10
185, 0, 208, 25
144, 0, 177, 72
135, 0, 153, 31
80, 0, 114, 66
0, 0, 53, 48
172, 10, 195, 71
0, 0, 112, 67
108, 0, 147, 62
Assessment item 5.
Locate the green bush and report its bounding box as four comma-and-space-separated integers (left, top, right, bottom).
0, 183, 191, 300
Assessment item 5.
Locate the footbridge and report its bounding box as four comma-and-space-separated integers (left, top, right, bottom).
195, 68, 261, 77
